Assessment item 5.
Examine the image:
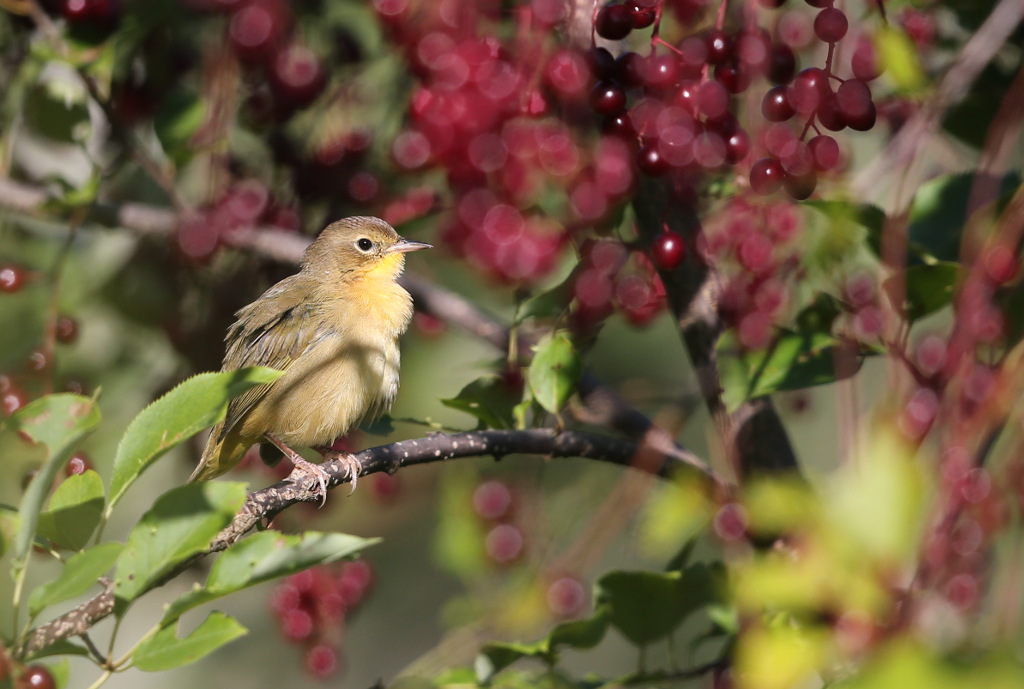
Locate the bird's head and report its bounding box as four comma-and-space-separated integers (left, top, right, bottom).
302, 216, 432, 282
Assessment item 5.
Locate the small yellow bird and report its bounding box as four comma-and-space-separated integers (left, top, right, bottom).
189, 216, 431, 498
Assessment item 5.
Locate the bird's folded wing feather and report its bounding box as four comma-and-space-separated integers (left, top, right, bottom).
219, 275, 324, 438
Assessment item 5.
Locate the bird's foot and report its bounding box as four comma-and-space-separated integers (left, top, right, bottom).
319, 448, 361, 495
266, 434, 330, 506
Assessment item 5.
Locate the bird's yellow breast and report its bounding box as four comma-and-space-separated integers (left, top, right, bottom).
238, 271, 413, 448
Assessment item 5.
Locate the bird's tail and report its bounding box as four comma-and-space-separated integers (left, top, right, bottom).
188, 423, 246, 482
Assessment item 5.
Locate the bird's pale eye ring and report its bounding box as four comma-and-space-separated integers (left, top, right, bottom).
356, 238, 374, 252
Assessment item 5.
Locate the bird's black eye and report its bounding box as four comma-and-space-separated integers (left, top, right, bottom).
356, 238, 374, 252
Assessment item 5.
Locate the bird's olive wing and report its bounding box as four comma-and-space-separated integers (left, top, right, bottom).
219, 275, 323, 437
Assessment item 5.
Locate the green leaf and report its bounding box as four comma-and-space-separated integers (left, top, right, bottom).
108, 367, 283, 509
162, 531, 377, 624
29, 542, 123, 617
153, 90, 207, 163
24, 78, 90, 143
37, 470, 105, 550
597, 564, 717, 646
546, 609, 609, 651
889, 262, 960, 322
477, 641, 549, 680
720, 331, 850, 410
804, 200, 885, 258
134, 611, 247, 671
908, 172, 1021, 264
441, 376, 519, 430
528, 332, 582, 415
114, 482, 247, 611
876, 25, 927, 93
516, 277, 573, 324
8, 395, 101, 568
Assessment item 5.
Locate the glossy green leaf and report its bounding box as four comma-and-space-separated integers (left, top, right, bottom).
162, 530, 377, 624
597, 564, 717, 647
29, 542, 123, 617
528, 332, 582, 415
441, 376, 519, 430
721, 331, 850, 410
108, 367, 283, 509
134, 611, 246, 671
546, 609, 609, 651
114, 482, 247, 610
37, 470, 105, 550
9, 395, 101, 568
889, 262, 960, 322
477, 641, 549, 680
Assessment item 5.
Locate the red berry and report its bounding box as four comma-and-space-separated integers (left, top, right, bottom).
472, 480, 514, 520
614, 51, 645, 87
228, 0, 290, 63
724, 128, 750, 164
589, 81, 627, 115
788, 67, 828, 115
280, 608, 314, 641
749, 157, 784, 195
55, 315, 78, 343
547, 576, 588, 618
814, 7, 848, 43
269, 44, 326, 107
851, 37, 881, 81
21, 665, 56, 689
807, 134, 840, 170
595, 4, 633, 40
0, 264, 28, 292
651, 230, 686, 270
836, 79, 876, 131
485, 523, 524, 564
704, 29, 734, 65
714, 63, 750, 94
768, 43, 797, 84
642, 54, 681, 92
761, 85, 794, 122
2, 385, 28, 416
697, 79, 730, 120
306, 644, 340, 678
630, 2, 657, 28
713, 502, 748, 541
637, 142, 671, 177
26, 350, 48, 373
587, 47, 616, 79
816, 89, 846, 132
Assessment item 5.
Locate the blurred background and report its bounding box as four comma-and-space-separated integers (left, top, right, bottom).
1, 0, 1022, 687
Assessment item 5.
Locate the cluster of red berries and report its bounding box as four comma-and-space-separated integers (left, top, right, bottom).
473, 479, 524, 565
211, 0, 328, 112
176, 180, 299, 262
0, 269, 82, 418
270, 560, 375, 679
572, 239, 670, 329
472, 479, 589, 618
376, 0, 649, 284
704, 199, 802, 349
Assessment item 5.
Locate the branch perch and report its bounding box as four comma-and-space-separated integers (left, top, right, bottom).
20, 427, 711, 657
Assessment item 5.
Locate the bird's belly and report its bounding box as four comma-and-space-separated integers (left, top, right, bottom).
244, 332, 400, 447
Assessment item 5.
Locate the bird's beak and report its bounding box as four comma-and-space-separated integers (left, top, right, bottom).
387, 237, 433, 254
